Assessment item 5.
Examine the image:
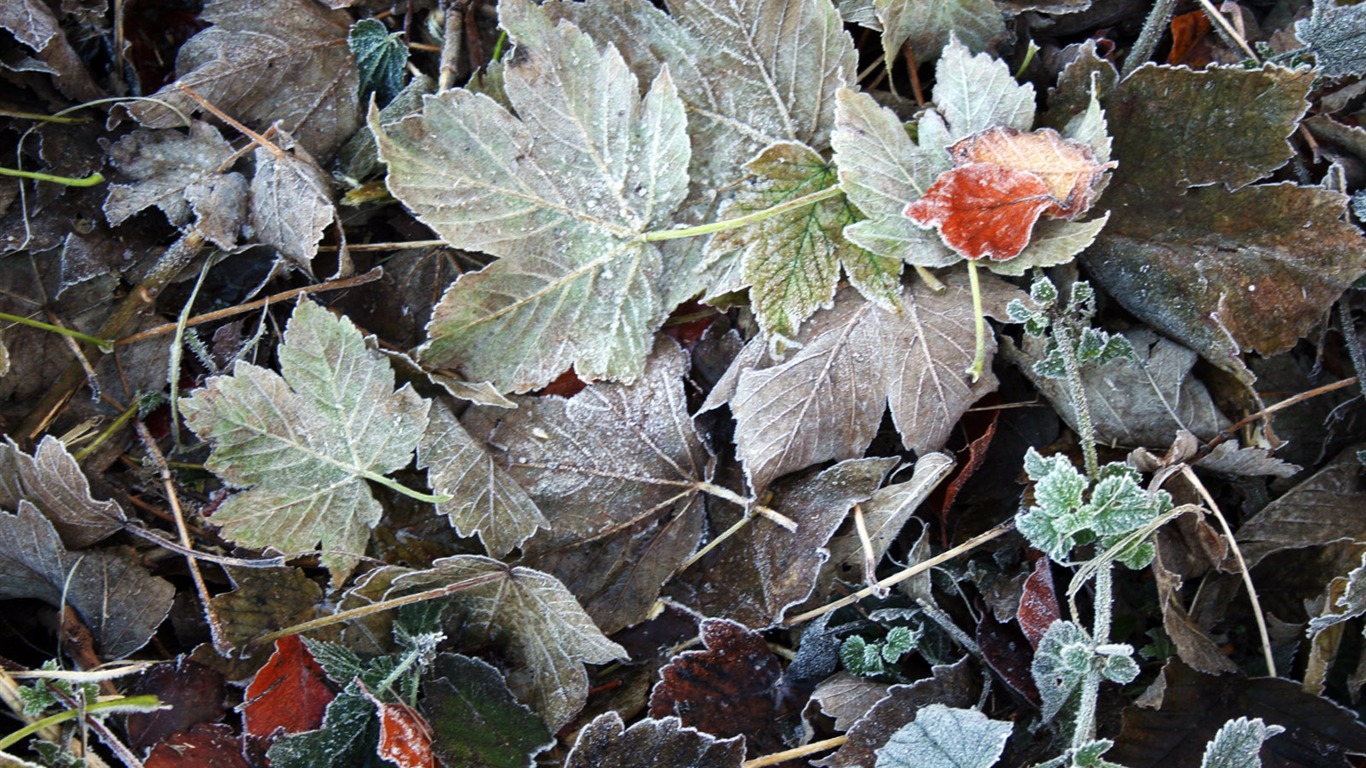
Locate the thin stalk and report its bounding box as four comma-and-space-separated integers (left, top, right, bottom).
966, 259, 988, 382
742, 736, 847, 767
0, 312, 113, 351
1071, 562, 1112, 751
0, 167, 104, 186
1123, 0, 1179, 78
362, 470, 452, 504
0, 696, 162, 751
639, 186, 843, 242
72, 401, 140, 462
1050, 319, 1099, 478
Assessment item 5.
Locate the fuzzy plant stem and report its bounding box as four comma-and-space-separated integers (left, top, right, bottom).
1072, 561, 1113, 751
1123, 0, 1179, 78
639, 185, 843, 241
1048, 318, 1100, 478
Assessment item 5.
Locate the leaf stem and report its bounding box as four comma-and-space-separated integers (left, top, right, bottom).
1071, 562, 1111, 751
0, 312, 114, 352
0, 695, 163, 751
0, 167, 105, 187
361, 470, 452, 504
1123, 0, 1179, 77
966, 259, 987, 383
1050, 316, 1099, 478
639, 186, 843, 242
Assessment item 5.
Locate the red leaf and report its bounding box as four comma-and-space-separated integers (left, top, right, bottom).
125, 659, 226, 751
359, 685, 436, 768
975, 609, 1041, 706
536, 368, 587, 398
905, 163, 1055, 260
1017, 556, 1061, 650
242, 635, 334, 749
143, 724, 249, 768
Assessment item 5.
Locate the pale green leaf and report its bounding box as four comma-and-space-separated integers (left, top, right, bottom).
180, 299, 430, 586
378, 0, 689, 391
1296, 1, 1366, 79
710, 141, 901, 345
1201, 717, 1284, 768
875, 704, 1012, 768
933, 36, 1036, 141
873, 0, 1006, 71
831, 88, 956, 268
390, 555, 626, 731
1033, 620, 1090, 723
418, 404, 547, 558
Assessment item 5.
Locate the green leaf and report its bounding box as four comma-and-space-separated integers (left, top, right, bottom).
709, 141, 901, 345
267, 683, 379, 768
872, 1, 1005, 72
874, 704, 1012, 768
883, 626, 919, 661
423, 653, 554, 768
842, 635, 885, 676
1296, 1, 1366, 79
1032, 620, 1090, 723
180, 299, 431, 586
348, 19, 407, 108
378, 0, 690, 392
1201, 717, 1285, 768
391, 555, 626, 731
932, 36, 1035, 142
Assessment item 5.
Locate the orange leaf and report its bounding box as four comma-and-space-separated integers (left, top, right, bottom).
242, 635, 335, 747
360, 685, 435, 768
905, 163, 1055, 260
951, 126, 1112, 218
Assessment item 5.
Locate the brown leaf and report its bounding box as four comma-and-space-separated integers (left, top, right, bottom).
1236, 444, 1366, 569
359, 685, 435, 768
250, 145, 336, 275
209, 567, 324, 651
0, 436, 125, 548
1017, 556, 1060, 650
143, 724, 250, 768
952, 126, 1113, 217
565, 712, 745, 768
906, 163, 1056, 260
126, 659, 227, 752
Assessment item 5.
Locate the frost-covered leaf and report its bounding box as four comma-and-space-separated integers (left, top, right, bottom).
709, 141, 900, 345
419, 405, 546, 559
1309, 550, 1366, 633
349, 18, 407, 107
267, 683, 377, 768
0, 0, 60, 50
673, 457, 896, 628
872, 1, 1005, 71
1235, 445, 1366, 569
127, 0, 359, 158
0, 502, 172, 659
0, 436, 125, 548
934, 38, 1036, 142
1032, 620, 1090, 724
381, 0, 689, 392
423, 654, 554, 768
180, 299, 430, 586
461, 341, 708, 634
103, 121, 247, 250
874, 704, 1011, 768
358, 685, 434, 768
542, 0, 857, 189
1296, 1, 1366, 79
566, 712, 744, 768
714, 275, 1018, 491
1201, 717, 1284, 768
250, 145, 336, 275
242, 635, 335, 749
389, 555, 626, 731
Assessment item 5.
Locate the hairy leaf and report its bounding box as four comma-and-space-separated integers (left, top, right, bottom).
0, 436, 125, 548
461, 340, 708, 634
419, 405, 546, 559
381, 0, 689, 391
267, 683, 377, 768
1032, 619, 1090, 724
566, 712, 744, 768
423, 654, 554, 768
1201, 717, 1284, 768
127, 0, 360, 158
180, 299, 430, 585
390, 555, 626, 731
349, 18, 407, 107
874, 704, 1012, 768
1295, 1, 1366, 79
873, 1, 1005, 71
0, 502, 172, 659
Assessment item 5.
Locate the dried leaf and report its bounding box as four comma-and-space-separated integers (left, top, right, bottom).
180, 299, 430, 585
872, 1, 1006, 71
0, 436, 125, 547
0, 0, 60, 50
675, 457, 897, 627
126, 660, 227, 752
811, 672, 893, 732
359, 685, 435, 768
250, 145, 336, 275
389, 555, 626, 731
382, 0, 689, 391
0, 502, 173, 658
128, 0, 360, 158
1018, 556, 1061, 649
950, 127, 1113, 217
1236, 445, 1366, 569
143, 724, 250, 768
423, 653, 554, 768
461, 340, 708, 633
566, 712, 745, 768
906, 163, 1056, 260
873, 704, 1012, 768
716, 275, 1019, 492
209, 567, 324, 651
418, 404, 546, 559
648, 618, 787, 755
1310, 550, 1366, 633
243, 635, 336, 748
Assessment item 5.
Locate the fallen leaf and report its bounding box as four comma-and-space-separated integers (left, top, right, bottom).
422, 653, 554, 768
1295, 1, 1366, 79
874, 704, 1013, 768
126, 659, 227, 752
208, 567, 324, 651
180, 298, 430, 585
906, 163, 1056, 260
810, 671, 893, 732
359, 685, 435, 768
1235, 444, 1366, 569
242, 635, 335, 749
951, 126, 1113, 217
460, 340, 709, 634
249, 144, 336, 275
127, 0, 360, 158
1017, 556, 1060, 650
143, 723, 250, 768
266, 682, 378, 768
976, 608, 1041, 704
565, 712, 745, 768
0, 501, 172, 659
870, 1, 1006, 71
648, 618, 789, 756
349, 18, 407, 108
390, 555, 627, 731
381, 0, 690, 392
0, 435, 125, 548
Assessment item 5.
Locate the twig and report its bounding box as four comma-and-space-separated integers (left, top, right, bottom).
1191, 376, 1358, 463
1196, 0, 1259, 61
439, 0, 470, 90
176, 83, 284, 157
742, 736, 847, 767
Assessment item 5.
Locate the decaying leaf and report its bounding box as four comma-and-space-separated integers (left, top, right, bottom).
242, 635, 335, 749
127, 0, 360, 158
0, 502, 172, 659
249, 144, 336, 275
461, 340, 709, 633
566, 712, 744, 768
359, 685, 435, 768
1235, 445, 1366, 569
181, 299, 430, 585
871, 1, 1006, 71
1295, 1, 1366, 79
0, 436, 125, 547
389, 555, 626, 731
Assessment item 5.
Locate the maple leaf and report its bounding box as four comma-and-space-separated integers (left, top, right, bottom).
376, 0, 689, 392
180, 299, 431, 586
461, 340, 710, 634
390, 555, 627, 731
